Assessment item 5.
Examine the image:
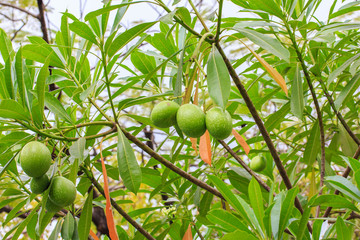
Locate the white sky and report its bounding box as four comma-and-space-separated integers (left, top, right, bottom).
47, 0, 348, 30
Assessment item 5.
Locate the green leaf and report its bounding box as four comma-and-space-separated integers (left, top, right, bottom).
338, 124, 358, 157
208, 175, 260, 232
303, 120, 320, 165
264, 102, 290, 132
221, 230, 257, 240
327, 53, 360, 86
310, 194, 359, 212
44, 92, 73, 123
296, 204, 312, 240
69, 137, 86, 163
250, 0, 284, 18
334, 72, 360, 109
22, 44, 65, 69
206, 46, 231, 109
61, 212, 75, 240
326, 175, 360, 202
0, 28, 14, 61
3, 198, 29, 226
107, 22, 156, 57
336, 216, 351, 240
69, 21, 98, 45
207, 209, 253, 234
117, 127, 142, 194
290, 64, 304, 119
49, 219, 62, 240
15, 48, 26, 107
0, 99, 31, 121
271, 192, 283, 239
330, 2, 360, 19
78, 189, 93, 240
248, 178, 265, 233
84, 1, 149, 21
118, 91, 173, 110
278, 187, 298, 239
233, 26, 290, 62
0, 71, 10, 99
131, 50, 158, 87
36, 61, 50, 123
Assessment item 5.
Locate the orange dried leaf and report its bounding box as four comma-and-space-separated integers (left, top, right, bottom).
199, 130, 212, 165
190, 137, 198, 154
242, 41, 288, 96
100, 139, 119, 240
232, 129, 250, 155
90, 229, 99, 240
182, 225, 193, 240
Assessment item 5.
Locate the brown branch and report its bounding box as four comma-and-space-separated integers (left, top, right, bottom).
0, 206, 29, 219
121, 127, 224, 200
36, 0, 49, 43
319, 78, 360, 145
0, 3, 39, 19
323, 145, 360, 218
219, 140, 271, 192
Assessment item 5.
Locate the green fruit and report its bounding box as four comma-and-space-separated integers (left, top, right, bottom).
49, 176, 77, 208
20, 141, 52, 178
250, 156, 266, 172
205, 107, 232, 140
150, 101, 180, 128
45, 198, 63, 212
30, 175, 50, 194
177, 104, 206, 138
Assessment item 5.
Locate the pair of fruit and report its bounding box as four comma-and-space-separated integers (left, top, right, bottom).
20, 141, 77, 212
150, 101, 232, 139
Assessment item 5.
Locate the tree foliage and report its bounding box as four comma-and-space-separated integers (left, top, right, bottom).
1, 0, 360, 239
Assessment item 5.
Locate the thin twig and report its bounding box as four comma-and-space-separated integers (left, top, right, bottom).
0, 3, 39, 19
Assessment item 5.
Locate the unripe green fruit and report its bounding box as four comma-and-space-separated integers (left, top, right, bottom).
45, 198, 63, 212
177, 104, 206, 138
250, 156, 266, 172
49, 176, 77, 208
20, 141, 52, 178
30, 175, 50, 194
150, 101, 180, 128
205, 107, 232, 140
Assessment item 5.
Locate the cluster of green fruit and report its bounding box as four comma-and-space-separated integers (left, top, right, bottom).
20, 141, 77, 212
150, 101, 232, 139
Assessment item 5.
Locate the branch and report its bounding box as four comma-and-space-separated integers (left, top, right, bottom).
323, 145, 360, 218
219, 140, 271, 192
319, 78, 360, 145
0, 3, 39, 19
36, 0, 49, 43
81, 166, 156, 240
214, 42, 312, 233
215, 0, 224, 42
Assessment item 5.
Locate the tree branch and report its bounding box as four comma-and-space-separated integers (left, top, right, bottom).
0, 3, 39, 19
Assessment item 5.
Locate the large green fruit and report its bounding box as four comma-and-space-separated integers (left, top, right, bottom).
49, 176, 77, 208
20, 141, 52, 178
205, 107, 232, 140
30, 174, 50, 194
177, 104, 206, 138
45, 198, 63, 212
150, 101, 180, 128
250, 156, 266, 172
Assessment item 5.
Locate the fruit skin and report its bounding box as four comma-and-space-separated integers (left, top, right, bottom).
30, 174, 50, 194
20, 141, 52, 178
150, 101, 180, 128
177, 104, 206, 138
49, 176, 77, 207
45, 198, 63, 212
205, 107, 232, 140
250, 156, 266, 172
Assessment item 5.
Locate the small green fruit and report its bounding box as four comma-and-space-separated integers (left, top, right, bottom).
250, 156, 266, 172
45, 198, 63, 212
20, 141, 52, 178
150, 101, 180, 128
30, 175, 50, 194
177, 104, 206, 138
49, 176, 77, 208
205, 107, 232, 140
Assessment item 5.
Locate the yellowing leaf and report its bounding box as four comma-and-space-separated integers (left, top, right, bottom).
190, 138, 198, 155
199, 130, 212, 165
182, 225, 193, 240
242, 41, 288, 96
232, 129, 250, 155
